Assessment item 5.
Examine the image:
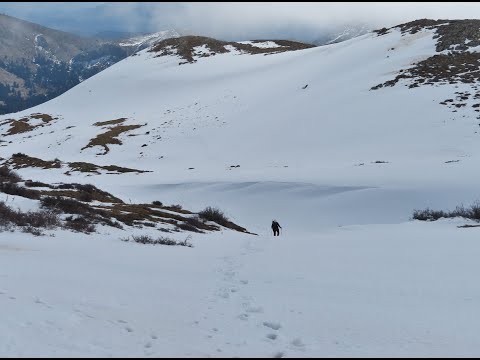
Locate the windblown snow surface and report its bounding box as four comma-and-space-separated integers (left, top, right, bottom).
2, 28, 480, 357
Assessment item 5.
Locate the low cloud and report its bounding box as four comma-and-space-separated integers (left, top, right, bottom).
145, 2, 480, 41
1, 2, 480, 41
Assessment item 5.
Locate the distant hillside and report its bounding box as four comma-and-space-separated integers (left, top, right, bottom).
0, 13, 179, 114
1, 20, 476, 185
0, 13, 98, 113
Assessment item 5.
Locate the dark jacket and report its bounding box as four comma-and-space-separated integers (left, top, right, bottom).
271, 221, 281, 230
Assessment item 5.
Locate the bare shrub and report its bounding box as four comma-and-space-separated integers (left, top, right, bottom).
77, 191, 94, 202
141, 221, 156, 228
24, 180, 51, 188
131, 234, 155, 243
198, 206, 229, 226
0, 201, 60, 230
469, 201, 480, 221
12, 152, 27, 158
40, 196, 121, 229
0, 182, 41, 199
22, 226, 44, 236
125, 234, 193, 247
23, 210, 59, 228
413, 201, 480, 222
63, 216, 96, 233
41, 196, 94, 215
177, 216, 204, 233
412, 208, 447, 221
0, 166, 21, 183
177, 222, 203, 233
54, 184, 76, 190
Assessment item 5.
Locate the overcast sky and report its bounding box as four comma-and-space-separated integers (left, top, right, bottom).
160, 2, 480, 28
156, 2, 480, 39
0, 2, 478, 40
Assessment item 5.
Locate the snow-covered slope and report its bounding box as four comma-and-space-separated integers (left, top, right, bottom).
1, 27, 478, 228
3, 22, 480, 356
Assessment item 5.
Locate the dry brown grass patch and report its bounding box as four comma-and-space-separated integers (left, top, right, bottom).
150, 36, 314, 64
3, 113, 57, 136
5, 121, 34, 135
102, 165, 148, 173
67, 162, 98, 173
0, 164, 253, 235
6, 154, 147, 175
93, 118, 127, 127
9, 153, 62, 170
95, 203, 217, 232
30, 113, 55, 122
82, 124, 144, 154
39, 187, 123, 204
67, 161, 147, 175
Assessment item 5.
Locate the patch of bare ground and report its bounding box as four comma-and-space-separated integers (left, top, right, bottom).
0, 166, 253, 235
372, 20, 480, 92
2, 113, 58, 136
458, 224, 480, 228
93, 118, 128, 127
40, 186, 123, 204
82, 119, 144, 155
96, 203, 213, 231
4, 153, 147, 175
66, 162, 149, 175
9, 152, 62, 169
371, 52, 480, 90
386, 19, 480, 53
149, 36, 314, 64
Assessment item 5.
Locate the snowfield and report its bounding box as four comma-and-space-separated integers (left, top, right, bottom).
3, 219, 480, 357
2, 23, 480, 357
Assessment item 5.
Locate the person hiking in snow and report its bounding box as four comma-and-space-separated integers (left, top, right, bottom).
271, 220, 282, 236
